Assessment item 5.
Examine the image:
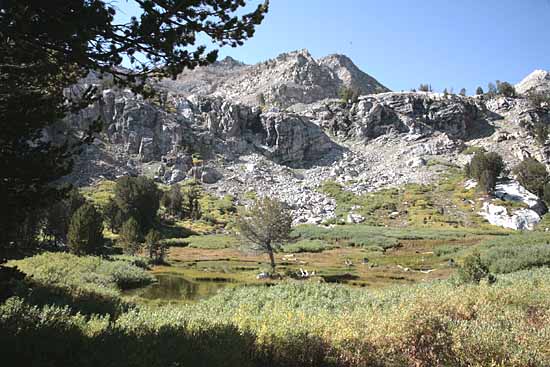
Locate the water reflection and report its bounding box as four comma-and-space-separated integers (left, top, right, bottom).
126, 274, 230, 302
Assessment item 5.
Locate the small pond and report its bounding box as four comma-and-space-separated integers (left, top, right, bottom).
124, 273, 234, 302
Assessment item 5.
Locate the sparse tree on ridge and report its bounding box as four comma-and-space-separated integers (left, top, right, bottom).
476, 86, 484, 95
419, 84, 432, 92
497, 81, 516, 98
487, 82, 497, 96
235, 197, 293, 274
459, 88, 467, 96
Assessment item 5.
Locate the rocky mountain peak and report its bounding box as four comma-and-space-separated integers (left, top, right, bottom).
162, 49, 389, 108
516, 69, 550, 95
216, 56, 245, 68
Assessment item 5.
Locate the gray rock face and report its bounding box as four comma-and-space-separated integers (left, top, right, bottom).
260, 112, 339, 166
300, 92, 486, 141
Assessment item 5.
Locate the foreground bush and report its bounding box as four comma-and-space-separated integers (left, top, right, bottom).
12, 252, 154, 291
8, 253, 155, 316
1, 268, 550, 366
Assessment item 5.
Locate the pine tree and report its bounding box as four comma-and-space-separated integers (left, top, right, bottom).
513, 158, 549, 197
114, 176, 161, 232
119, 218, 142, 255
44, 188, 86, 244
235, 197, 293, 274
103, 197, 125, 233
467, 151, 504, 194
67, 203, 104, 255
182, 180, 202, 220
459, 88, 467, 96
476, 86, 484, 95
161, 185, 184, 218
488, 82, 497, 96
497, 81, 516, 98
145, 229, 166, 263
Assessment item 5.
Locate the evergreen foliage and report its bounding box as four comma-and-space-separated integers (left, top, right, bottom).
43, 188, 86, 244
119, 218, 142, 255
182, 180, 202, 220
465, 151, 504, 193
145, 229, 166, 263
496, 81, 516, 97
162, 184, 184, 218
513, 158, 549, 197
114, 176, 160, 232
67, 203, 104, 255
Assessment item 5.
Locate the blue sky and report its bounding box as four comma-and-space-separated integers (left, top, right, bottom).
115, 0, 550, 94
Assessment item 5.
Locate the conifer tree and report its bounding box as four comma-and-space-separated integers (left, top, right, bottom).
119, 217, 142, 255
67, 203, 104, 255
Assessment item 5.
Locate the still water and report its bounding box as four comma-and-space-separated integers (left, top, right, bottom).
125, 273, 232, 302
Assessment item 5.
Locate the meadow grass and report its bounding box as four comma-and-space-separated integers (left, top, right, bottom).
282, 239, 336, 253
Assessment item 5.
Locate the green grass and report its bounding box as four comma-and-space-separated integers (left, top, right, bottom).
183, 234, 241, 249
80, 180, 116, 206
7, 253, 154, 317
293, 224, 507, 252
282, 239, 336, 253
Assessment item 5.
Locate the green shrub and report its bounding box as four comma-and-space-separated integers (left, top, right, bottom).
513, 158, 548, 197
457, 252, 495, 284
11, 252, 154, 291
481, 243, 550, 274
465, 151, 504, 193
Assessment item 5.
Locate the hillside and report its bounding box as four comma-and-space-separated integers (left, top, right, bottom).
62, 51, 550, 230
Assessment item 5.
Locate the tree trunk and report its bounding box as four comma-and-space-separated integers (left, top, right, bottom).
267, 246, 276, 274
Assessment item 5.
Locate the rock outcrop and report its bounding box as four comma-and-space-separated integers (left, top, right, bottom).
516, 69, 550, 95
478, 180, 546, 230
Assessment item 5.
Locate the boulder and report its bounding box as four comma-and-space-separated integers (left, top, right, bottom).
347, 213, 365, 224
201, 167, 222, 184
478, 203, 540, 231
